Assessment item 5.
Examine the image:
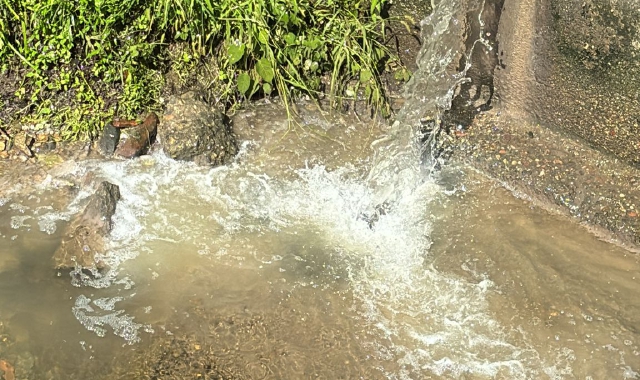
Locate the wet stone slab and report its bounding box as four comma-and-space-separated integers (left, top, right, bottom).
433, 0, 640, 250
450, 109, 640, 249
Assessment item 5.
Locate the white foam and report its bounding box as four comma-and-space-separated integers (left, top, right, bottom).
72, 294, 151, 344
52, 141, 571, 377
37, 211, 68, 234
10, 215, 32, 230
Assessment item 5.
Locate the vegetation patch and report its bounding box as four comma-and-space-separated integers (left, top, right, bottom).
0, 0, 412, 140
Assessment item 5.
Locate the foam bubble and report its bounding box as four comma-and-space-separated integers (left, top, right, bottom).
10, 215, 32, 229
72, 294, 151, 344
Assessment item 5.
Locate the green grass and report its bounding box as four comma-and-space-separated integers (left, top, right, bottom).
0, 0, 407, 139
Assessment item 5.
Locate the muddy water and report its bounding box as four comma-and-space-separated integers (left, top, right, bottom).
430, 169, 640, 379
1, 1, 639, 379
0, 101, 639, 379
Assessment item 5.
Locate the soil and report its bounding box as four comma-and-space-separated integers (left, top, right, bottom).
0, 72, 27, 128
382, 0, 431, 111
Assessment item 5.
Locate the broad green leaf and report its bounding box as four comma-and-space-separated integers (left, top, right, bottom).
284, 32, 296, 45
394, 68, 411, 82
370, 0, 381, 14
237, 72, 251, 95
262, 82, 272, 94
303, 37, 320, 49
258, 29, 269, 45
256, 58, 274, 83
227, 43, 245, 65
360, 69, 372, 83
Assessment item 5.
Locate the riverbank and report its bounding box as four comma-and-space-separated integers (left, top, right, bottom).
0, 0, 405, 140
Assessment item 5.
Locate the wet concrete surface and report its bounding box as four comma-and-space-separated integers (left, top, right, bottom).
495, 0, 640, 166
450, 109, 640, 250
439, 0, 640, 248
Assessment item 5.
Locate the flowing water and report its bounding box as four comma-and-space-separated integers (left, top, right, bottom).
1, 1, 640, 379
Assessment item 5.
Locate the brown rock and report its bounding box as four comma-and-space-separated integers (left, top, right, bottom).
12, 131, 33, 157
160, 92, 237, 166
53, 181, 121, 269
114, 113, 159, 158
0, 359, 15, 380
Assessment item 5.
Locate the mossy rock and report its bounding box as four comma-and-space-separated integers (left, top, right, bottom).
160, 92, 238, 167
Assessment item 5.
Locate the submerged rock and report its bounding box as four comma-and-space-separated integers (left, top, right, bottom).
53, 181, 121, 270
114, 113, 159, 158
112, 334, 247, 380
160, 92, 237, 166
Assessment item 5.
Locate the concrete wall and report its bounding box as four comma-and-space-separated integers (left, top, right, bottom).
495, 0, 640, 165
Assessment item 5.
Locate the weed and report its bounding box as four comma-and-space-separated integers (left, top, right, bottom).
0, 0, 406, 139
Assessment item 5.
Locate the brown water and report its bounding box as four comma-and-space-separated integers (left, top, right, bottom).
430, 169, 640, 379
0, 101, 639, 379
1, 1, 639, 377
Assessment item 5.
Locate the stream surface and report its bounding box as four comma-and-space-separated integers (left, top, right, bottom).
1, 1, 639, 379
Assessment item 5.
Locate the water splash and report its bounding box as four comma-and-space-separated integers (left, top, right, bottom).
3, 0, 579, 376
367, 0, 468, 209
48, 143, 563, 377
